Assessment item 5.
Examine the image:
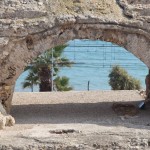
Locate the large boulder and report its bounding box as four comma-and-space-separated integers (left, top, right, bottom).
0, 103, 15, 129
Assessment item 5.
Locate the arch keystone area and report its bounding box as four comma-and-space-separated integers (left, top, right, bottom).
0, 0, 150, 128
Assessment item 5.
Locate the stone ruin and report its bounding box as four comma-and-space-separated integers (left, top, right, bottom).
0, 0, 150, 129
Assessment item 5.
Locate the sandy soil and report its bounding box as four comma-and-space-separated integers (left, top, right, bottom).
1, 91, 150, 149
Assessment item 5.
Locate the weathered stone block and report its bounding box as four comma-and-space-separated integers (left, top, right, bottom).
0, 112, 15, 129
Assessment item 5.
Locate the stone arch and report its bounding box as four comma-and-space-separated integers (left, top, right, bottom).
1, 22, 150, 114
0, 0, 150, 129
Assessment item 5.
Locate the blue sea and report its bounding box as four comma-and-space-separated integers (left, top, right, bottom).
15, 39, 148, 92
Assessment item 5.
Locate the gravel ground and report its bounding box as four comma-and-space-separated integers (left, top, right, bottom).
1, 90, 150, 149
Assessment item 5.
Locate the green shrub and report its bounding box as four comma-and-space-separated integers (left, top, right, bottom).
109, 65, 141, 90
54, 76, 73, 91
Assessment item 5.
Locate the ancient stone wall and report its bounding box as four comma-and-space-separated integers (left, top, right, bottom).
0, 0, 150, 127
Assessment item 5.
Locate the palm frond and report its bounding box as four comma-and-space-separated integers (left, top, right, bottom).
22, 82, 32, 89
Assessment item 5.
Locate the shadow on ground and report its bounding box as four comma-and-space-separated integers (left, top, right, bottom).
10, 100, 150, 130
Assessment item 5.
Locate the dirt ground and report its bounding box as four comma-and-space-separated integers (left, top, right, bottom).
1, 91, 150, 150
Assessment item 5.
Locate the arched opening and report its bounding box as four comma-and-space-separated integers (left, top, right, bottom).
10, 38, 149, 130
0, 22, 150, 127
15, 39, 148, 92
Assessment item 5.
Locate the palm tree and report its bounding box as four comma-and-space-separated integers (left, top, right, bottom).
22, 71, 39, 92
23, 44, 73, 92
